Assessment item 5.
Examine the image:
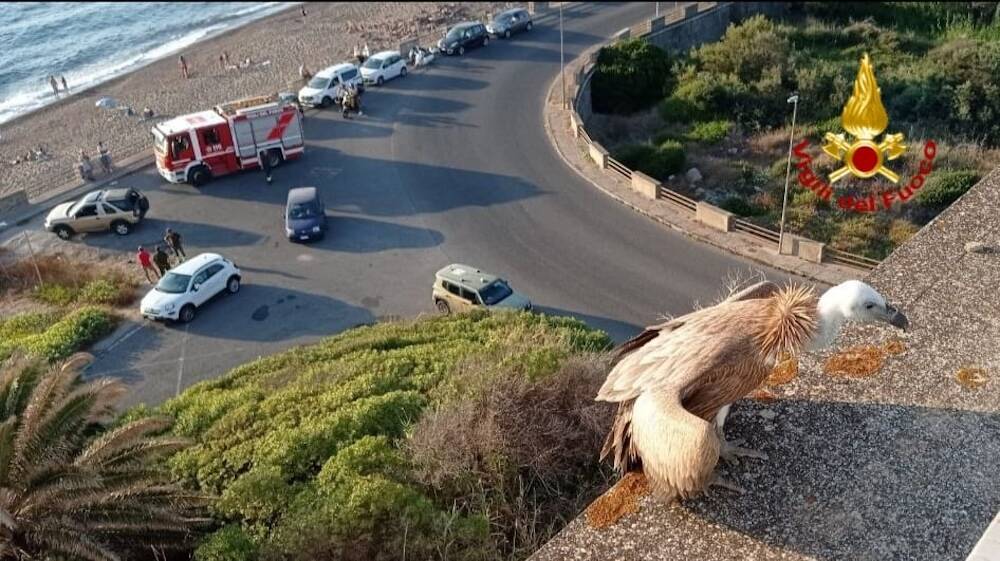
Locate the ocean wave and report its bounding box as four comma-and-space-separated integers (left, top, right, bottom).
0, 2, 296, 125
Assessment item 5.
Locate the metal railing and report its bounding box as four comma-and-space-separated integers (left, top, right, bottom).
825, 247, 881, 270
657, 186, 697, 212
605, 156, 632, 180
733, 218, 780, 245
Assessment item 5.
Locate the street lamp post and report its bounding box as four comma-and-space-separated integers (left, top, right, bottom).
778, 93, 800, 254
560, 2, 565, 108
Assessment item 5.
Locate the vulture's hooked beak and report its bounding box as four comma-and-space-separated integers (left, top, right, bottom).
885, 304, 909, 331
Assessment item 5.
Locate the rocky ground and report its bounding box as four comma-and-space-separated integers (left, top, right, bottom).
0, 2, 511, 200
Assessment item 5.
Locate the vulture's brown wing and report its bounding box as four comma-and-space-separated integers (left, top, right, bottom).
613, 281, 778, 365
596, 298, 770, 403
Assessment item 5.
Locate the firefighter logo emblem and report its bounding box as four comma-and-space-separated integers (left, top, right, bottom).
821, 54, 906, 183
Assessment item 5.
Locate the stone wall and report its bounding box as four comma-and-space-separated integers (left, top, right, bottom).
643, 2, 789, 53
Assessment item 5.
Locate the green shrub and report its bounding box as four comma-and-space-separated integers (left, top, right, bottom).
79, 278, 128, 306
831, 215, 892, 259
195, 525, 258, 561
651, 129, 683, 145
889, 219, 920, 249
32, 283, 78, 306
613, 143, 657, 170
658, 95, 699, 123
685, 120, 732, 144
157, 312, 613, 561
592, 39, 675, 114
20, 306, 116, 362
614, 141, 685, 180
720, 197, 764, 216
915, 170, 980, 209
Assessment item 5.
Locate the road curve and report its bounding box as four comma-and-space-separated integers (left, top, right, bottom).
10, 2, 806, 407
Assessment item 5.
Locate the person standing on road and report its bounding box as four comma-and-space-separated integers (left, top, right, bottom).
179, 55, 189, 79
97, 141, 112, 174
153, 246, 171, 276
259, 150, 273, 184
164, 228, 186, 262
137, 246, 158, 283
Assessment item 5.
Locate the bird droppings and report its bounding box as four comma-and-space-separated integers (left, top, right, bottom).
585, 471, 650, 529
955, 367, 988, 389
883, 338, 906, 355
823, 345, 886, 378
766, 355, 798, 386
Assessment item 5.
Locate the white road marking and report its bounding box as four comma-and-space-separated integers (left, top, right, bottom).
175, 323, 190, 396
103, 323, 145, 352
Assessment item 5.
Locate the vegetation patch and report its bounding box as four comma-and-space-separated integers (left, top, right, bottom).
1, 252, 139, 308
0, 306, 118, 362
151, 311, 614, 561
591, 38, 675, 114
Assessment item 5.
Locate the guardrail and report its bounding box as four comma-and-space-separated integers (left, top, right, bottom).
561, 2, 880, 272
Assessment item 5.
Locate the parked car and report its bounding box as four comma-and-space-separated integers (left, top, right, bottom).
437, 21, 489, 55
140, 253, 241, 323
44, 188, 149, 240
487, 8, 533, 38
285, 186, 327, 242
297, 62, 364, 108
360, 50, 407, 86
432, 263, 532, 315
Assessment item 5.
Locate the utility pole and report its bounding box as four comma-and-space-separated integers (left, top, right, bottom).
560, 2, 566, 108
778, 93, 800, 254
656, 2, 660, 17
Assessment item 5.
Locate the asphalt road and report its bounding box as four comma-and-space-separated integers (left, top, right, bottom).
5, 3, 805, 407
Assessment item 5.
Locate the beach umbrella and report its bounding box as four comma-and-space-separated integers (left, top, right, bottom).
95, 97, 118, 109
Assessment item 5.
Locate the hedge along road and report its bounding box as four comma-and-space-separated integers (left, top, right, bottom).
8, 2, 808, 408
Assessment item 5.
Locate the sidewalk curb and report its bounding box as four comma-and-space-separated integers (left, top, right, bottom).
540, 75, 850, 287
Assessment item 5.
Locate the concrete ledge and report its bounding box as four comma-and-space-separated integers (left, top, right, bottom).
613, 28, 630, 42
696, 201, 733, 232
528, 2, 549, 14
588, 142, 609, 169
780, 234, 825, 264
631, 170, 660, 200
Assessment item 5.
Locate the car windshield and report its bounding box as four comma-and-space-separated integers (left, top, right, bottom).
479, 280, 513, 305
152, 129, 167, 154
446, 27, 466, 39
156, 272, 191, 294
307, 76, 328, 89
363, 57, 384, 69
288, 201, 321, 219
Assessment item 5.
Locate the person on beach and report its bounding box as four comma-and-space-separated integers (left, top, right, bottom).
153, 246, 171, 276
48, 75, 59, 96
300, 5, 307, 17
137, 246, 158, 283
179, 55, 189, 79
164, 228, 186, 262
363, 44, 370, 60
141, 106, 155, 120
97, 141, 112, 174
259, 150, 273, 184
299, 64, 313, 83
354, 44, 361, 64
60, 75, 68, 92
77, 149, 94, 181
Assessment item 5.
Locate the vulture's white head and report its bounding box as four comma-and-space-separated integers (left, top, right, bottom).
811, 280, 909, 349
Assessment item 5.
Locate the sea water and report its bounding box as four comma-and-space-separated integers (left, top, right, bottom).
0, 2, 295, 124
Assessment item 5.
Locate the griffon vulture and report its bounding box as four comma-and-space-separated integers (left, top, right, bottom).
597, 280, 908, 499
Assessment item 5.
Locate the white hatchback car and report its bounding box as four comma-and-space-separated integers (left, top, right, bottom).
140, 253, 241, 323
360, 50, 407, 86
298, 62, 364, 107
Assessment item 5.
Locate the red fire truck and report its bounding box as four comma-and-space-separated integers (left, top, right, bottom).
152, 95, 304, 186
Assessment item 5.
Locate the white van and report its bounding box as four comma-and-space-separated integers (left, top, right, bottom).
297, 62, 364, 108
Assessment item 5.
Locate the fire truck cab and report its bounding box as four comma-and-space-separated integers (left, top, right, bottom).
152, 95, 304, 186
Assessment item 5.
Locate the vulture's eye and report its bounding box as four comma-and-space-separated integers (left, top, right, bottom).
865, 303, 875, 309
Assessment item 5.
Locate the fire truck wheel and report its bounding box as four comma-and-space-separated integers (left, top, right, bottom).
266, 150, 283, 169
400, 66, 407, 78
189, 166, 210, 187
321, 96, 333, 108
53, 225, 74, 240
111, 220, 132, 236
376, 76, 384, 86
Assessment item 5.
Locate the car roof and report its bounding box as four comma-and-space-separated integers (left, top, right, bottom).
435, 263, 499, 291
316, 62, 356, 78
370, 50, 399, 59
497, 8, 526, 17
169, 253, 225, 275
100, 188, 133, 201
286, 186, 319, 204
451, 21, 480, 30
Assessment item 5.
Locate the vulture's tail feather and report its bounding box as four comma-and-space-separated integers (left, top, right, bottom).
601, 400, 642, 473
758, 285, 819, 358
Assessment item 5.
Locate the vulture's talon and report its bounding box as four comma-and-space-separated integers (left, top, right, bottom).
709, 474, 745, 494
720, 440, 768, 465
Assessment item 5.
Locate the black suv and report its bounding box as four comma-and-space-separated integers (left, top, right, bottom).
437, 21, 489, 56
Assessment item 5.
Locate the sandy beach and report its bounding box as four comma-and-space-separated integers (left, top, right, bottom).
0, 2, 510, 200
